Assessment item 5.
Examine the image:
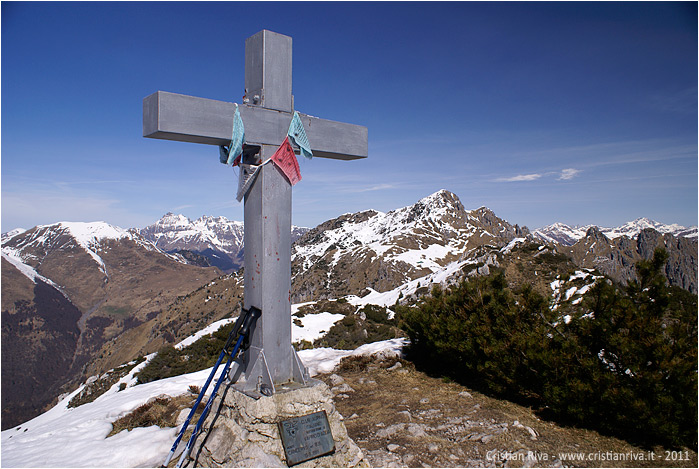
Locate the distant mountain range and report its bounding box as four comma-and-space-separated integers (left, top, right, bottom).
288, 190, 697, 301
2, 190, 697, 429
138, 213, 308, 271
533, 218, 697, 246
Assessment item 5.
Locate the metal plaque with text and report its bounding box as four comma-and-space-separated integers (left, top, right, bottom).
278, 410, 335, 466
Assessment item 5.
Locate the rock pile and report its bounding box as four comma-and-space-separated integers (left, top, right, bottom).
193, 380, 365, 467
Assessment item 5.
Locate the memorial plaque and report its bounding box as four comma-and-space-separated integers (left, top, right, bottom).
278, 411, 335, 466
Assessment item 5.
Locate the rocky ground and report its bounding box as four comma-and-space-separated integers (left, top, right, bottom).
318, 356, 697, 468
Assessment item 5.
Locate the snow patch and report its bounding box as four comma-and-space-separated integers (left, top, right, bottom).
292, 312, 345, 343
500, 237, 526, 254
1, 338, 406, 468
1, 250, 65, 293
175, 318, 235, 350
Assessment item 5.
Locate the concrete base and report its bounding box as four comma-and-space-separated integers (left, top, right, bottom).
190, 380, 366, 467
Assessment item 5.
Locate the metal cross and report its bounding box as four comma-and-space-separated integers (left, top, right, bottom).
143, 30, 368, 395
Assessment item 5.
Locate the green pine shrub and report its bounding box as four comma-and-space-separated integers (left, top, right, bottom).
136, 320, 238, 384
313, 304, 402, 350
397, 250, 697, 449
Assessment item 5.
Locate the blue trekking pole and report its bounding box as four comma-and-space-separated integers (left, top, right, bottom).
161, 307, 258, 467
174, 306, 261, 468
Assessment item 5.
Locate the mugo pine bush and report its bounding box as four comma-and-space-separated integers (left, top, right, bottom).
397, 249, 697, 449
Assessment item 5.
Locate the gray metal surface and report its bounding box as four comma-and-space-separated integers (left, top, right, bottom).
143, 91, 367, 160
243, 158, 295, 388
245, 30, 293, 113
143, 29, 367, 393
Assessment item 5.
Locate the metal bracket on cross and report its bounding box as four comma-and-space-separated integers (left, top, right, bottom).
143, 30, 367, 396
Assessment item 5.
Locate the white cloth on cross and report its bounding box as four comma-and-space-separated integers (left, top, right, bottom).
236, 162, 265, 202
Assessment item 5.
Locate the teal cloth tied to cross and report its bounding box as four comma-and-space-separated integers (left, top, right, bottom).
287, 111, 313, 159
220, 104, 245, 165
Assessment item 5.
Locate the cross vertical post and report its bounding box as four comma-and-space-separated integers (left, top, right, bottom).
143, 30, 368, 396
240, 31, 306, 395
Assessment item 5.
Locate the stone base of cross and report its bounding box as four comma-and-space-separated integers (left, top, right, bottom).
143, 30, 367, 396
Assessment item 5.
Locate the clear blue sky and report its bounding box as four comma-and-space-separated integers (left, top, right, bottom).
2, 1, 697, 232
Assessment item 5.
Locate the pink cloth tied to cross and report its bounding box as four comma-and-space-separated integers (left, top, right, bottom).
271, 136, 302, 186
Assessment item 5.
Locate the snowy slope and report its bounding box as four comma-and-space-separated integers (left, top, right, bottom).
0, 250, 64, 291
291, 190, 527, 302
0, 327, 404, 468
2, 221, 167, 277
1, 227, 26, 243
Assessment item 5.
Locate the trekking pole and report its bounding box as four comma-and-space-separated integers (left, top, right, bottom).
161, 308, 250, 467
175, 306, 261, 468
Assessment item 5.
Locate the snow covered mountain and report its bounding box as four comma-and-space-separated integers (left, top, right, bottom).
1, 221, 220, 430
139, 213, 308, 272
3, 221, 166, 277
291, 190, 529, 302
2, 190, 696, 434
1, 227, 27, 244
534, 218, 697, 246
289, 191, 697, 302
533, 219, 697, 293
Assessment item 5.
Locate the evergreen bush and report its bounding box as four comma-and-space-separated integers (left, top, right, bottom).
136, 321, 237, 384
314, 304, 402, 350
397, 250, 697, 449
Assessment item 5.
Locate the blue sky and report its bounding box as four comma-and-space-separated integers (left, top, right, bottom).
2, 1, 697, 232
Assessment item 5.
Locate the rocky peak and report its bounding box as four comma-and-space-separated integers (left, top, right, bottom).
291, 191, 529, 302
418, 190, 465, 212
584, 226, 609, 242
390, 190, 466, 227
467, 207, 528, 239
147, 213, 193, 231
561, 226, 697, 294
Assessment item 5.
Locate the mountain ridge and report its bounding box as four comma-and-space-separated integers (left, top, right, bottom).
290, 190, 529, 302
2, 190, 697, 429
534, 217, 697, 246
138, 213, 308, 272
1, 221, 220, 429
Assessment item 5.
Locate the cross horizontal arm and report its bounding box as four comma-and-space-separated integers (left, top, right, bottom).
143, 91, 368, 160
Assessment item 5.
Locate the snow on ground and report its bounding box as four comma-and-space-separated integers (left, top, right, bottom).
174, 318, 235, 349
345, 259, 470, 308
292, 312, 345, 342
550, 270, 605, 313
2, 250, 53, 285
500, 237, 526, 254
393, 243, 456, 271
0, 338, 405, 468
1, 249, 65, 292
300, 338, 406, 375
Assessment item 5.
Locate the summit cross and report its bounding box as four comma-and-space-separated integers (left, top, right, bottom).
143, 30, 368, 395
